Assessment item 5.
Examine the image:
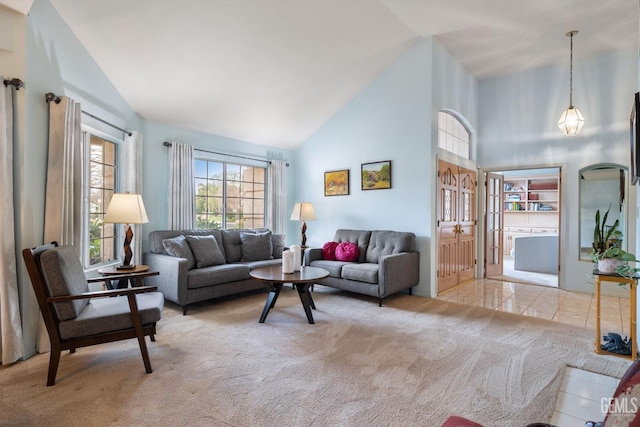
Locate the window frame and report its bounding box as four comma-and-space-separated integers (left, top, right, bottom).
437, 110, 472, 160
80, 127, 121, 270
194, 157, 267, 230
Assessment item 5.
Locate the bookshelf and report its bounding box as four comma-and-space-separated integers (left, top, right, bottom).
504, 176, 558, 213
503, 174, 559, 255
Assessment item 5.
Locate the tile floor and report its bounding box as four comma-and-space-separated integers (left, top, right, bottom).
551, 366, 620, 426
436, 278, 630, 426
435, 278, 630, 335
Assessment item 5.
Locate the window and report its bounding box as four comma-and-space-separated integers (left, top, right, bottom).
438, 111, 471, 160
83, 132, 118, 267
194, 159, 266, 229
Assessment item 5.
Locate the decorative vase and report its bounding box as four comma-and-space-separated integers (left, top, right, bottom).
598, 259, 619, 274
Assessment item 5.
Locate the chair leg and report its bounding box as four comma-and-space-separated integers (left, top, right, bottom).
47, 346, 61, 386
127, 295, 153, 374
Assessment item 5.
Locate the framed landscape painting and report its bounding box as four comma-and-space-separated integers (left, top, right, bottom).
324, 169, 350, 196
361, 160, 391, 190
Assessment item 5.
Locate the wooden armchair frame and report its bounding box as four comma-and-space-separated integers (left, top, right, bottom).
23, 242, 162, 386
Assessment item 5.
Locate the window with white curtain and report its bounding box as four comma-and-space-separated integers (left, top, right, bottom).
194, 159, 266, 229
438, 111, 471, 160
81, 131, 119, 267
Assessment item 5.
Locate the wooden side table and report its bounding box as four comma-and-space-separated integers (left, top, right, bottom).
98, 264, 151, 289
594, 270, 638, 360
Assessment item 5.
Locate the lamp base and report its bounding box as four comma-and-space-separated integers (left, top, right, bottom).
116, 264, 136, 270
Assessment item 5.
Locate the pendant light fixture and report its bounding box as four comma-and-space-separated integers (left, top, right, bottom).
558, 30, 585, 136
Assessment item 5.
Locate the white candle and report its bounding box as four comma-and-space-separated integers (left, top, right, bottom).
282, 250, 294, 273
291, 244, 301, 271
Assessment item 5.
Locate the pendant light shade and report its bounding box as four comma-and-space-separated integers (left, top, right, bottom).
558, 105, 585, 136
558, 30, 585, 136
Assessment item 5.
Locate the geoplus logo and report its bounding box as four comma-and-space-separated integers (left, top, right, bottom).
601, 388, 639, 415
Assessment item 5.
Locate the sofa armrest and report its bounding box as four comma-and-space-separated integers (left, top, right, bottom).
304, 248, 323, 266
142, 252, 190, 305
378, 251, 420, 297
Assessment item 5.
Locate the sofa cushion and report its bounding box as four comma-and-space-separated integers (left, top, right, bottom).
333, 229, 371, 263
162, 235, 196, 270
322, 241, 339, 260
335, 241, 359, 262
341, 263, 378, 284
240, 231, 273, 261
148, 229, 224, 255
187, 264, 251, 289
272, 233, 285, 259
309, 259, 351, 278
365, 230, 416, 263
185, 235, 226, 268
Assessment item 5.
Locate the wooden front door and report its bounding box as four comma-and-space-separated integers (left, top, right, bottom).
485, 172, 504, 277
437, 160, 477, 293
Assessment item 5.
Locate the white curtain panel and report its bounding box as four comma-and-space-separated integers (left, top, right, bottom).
44, 96, 82, 250
267, 160, 287, 234
124, 131, 144, 264
0, 79, 24, 364
39, 95, 82, 353
168, 142, 195, 230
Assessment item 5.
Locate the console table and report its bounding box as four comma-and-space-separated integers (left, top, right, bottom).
593, 270, 638, 360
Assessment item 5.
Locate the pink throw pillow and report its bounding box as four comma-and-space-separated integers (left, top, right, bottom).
322, 241, 339, 260
335, 241, 359, 262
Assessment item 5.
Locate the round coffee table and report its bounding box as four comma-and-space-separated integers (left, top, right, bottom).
250, 265, 329, 324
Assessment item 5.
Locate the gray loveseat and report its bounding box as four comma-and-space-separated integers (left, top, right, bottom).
304, 229, 419, 306
143, 228, 283, 314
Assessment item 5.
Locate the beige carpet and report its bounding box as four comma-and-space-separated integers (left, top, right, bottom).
0, 287, 631, 427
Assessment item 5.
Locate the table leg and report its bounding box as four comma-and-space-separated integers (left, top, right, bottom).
595, 276, 601, 354
259, 282, 283, 323
632, 283, 637, 360
295, 283, 315, 324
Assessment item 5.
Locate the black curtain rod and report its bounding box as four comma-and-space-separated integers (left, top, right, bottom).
44, 92, 133, 136
163, 141, 289, 166
3, 78, 24, 90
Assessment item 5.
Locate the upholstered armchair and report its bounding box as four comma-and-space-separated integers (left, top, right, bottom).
22, 242, 164, 386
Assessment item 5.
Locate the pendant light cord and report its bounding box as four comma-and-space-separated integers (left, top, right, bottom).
569, 31, 574, 108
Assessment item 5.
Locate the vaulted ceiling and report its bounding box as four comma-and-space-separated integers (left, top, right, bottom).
3, 0, 638, 149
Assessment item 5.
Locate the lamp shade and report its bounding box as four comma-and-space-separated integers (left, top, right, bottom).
103, 193, 149, 224
290, 202, 316, 221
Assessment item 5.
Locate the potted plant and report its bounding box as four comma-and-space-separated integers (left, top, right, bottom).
591, 207, 639, 278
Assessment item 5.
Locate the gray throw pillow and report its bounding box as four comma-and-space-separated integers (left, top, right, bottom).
271, 233, 285, 259
162, 235, 196, 270
185, 234, 226, 268
240, 231, 273, 261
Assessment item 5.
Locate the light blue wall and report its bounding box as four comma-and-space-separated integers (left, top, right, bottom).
18, 0, 293, 356
293, 38, 431, 296
478, 48, 638, 293
141, 120, 293, 250
292, 38, 479, 297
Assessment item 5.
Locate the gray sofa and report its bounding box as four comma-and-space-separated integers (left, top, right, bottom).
304, 229, 419, 306
513, 234, 559, 274
143, 228, 283, 314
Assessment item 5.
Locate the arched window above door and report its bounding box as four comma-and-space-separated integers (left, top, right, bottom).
438, 111, 471, 160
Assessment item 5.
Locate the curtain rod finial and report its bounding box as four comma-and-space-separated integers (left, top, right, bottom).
3, 78, 24, 90
45, 92, 61, 104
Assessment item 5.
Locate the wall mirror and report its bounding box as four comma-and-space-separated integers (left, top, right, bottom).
579, 163, 627, 261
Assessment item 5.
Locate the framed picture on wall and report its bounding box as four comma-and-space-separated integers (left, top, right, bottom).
361, 160, 391, 190
324, 169, 350, 196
